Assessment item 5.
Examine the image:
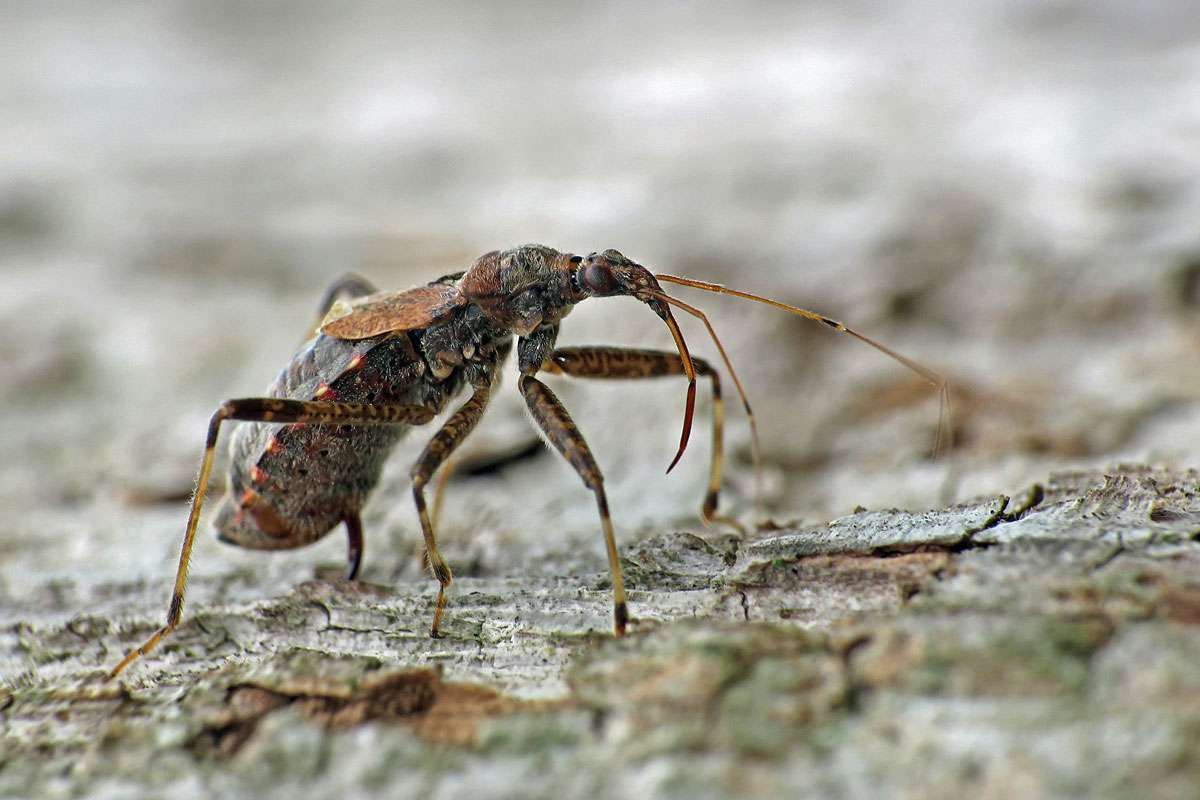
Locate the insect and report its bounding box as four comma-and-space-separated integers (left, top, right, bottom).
108, 244, 945, 677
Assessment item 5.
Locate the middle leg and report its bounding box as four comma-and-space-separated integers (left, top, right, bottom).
409, 383, 492, 636
543, 347, 732, 525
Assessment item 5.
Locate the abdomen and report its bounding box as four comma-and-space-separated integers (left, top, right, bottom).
213, 332, 454, 551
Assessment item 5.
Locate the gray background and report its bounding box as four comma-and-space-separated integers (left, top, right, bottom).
2, 2, 1200, 796
5, 0, 1198, 584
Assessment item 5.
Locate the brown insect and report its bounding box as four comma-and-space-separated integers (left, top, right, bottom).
109, 245, 944, 677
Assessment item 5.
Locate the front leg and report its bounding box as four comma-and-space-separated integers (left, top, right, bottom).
543, 347, 730, 525
518, 374, 628, 636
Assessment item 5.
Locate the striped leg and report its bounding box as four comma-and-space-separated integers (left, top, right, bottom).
544, 347, 733, 526
518, 374, 629, 636
108, 397, 436, 679
409, 384, 492, 637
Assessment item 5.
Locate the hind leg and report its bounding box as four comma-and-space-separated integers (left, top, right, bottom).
319, 275, 379, 581
343, 512, 364, 580
409, 384, 493, 637
108, 397, 436, 678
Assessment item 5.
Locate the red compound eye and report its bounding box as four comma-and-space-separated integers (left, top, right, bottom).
583, 263, 615, 294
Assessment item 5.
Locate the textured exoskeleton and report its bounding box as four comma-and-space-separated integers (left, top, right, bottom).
110, 243, 945, 678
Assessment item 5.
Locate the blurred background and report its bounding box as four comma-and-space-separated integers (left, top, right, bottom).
3, 1, 1200, 608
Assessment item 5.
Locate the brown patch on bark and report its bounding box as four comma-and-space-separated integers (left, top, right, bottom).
1161, 584, 1200, 625
410, 681, 542, 746
844, 627, 924, 689
198, 667, 562, 756
1050, 570, 1200, 626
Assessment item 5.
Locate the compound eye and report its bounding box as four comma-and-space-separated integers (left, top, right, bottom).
583, 263, 615, 294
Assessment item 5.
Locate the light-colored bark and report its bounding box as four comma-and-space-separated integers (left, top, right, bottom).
4, 466, 1199, 799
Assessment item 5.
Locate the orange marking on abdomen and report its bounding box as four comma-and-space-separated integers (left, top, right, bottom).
314, 382, 335, 400
346, 354, 365, 371
250, 466, 267, 484
240, 488, 260, 508
265, 436, 283, 455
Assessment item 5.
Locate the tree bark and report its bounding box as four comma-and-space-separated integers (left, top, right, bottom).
4, 465, 1199, 798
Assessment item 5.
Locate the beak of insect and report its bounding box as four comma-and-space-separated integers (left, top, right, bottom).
642, 294, 698, 473
576, 253, 698, 471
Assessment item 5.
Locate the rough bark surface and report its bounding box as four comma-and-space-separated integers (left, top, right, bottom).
4, 466, 1200, 799
5, 3, 1200, 798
